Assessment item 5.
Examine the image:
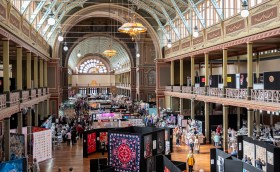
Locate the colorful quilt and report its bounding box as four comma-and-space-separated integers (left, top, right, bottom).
144, 134, 152, 158
109, 133, 140, 172
87, 133, 97, 154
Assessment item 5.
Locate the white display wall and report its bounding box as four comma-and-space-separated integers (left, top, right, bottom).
33, 130, 52, 162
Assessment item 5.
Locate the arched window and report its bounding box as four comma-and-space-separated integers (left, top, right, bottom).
78, 58, 108, 74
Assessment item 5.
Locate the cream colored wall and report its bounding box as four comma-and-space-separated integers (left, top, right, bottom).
71, 75, 115, 86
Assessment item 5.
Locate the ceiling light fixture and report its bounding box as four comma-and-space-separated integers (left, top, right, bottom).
241, 1, 249, 18
47, 12, 55, 26
193, 26, 199, 38
58, 33, 64, 42
103, 1, 117, 58
63, 42, 68, 51
118, 1, 147, 41
77, 50, 82, 58
167, 39, 172, 48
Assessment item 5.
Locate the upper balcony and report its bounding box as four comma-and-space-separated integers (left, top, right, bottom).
0, 88, 50, 120
115, 83, 131, 90
164, 86, 280, 112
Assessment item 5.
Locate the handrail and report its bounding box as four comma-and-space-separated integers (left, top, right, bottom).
173, 86, 181, 92
251, 89, 280, 103
207, 88, 223, 97
9, 92, 20, 106
182, 86, 192, 93
21, 90, 30, 102
30, 89, 37, 99
193, 87, 206, 95
226, 88, 247, 99
0, 94, 7, 110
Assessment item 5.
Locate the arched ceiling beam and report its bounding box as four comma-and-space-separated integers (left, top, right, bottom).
151, 0, 180, 39
170, 0, 191, 34
187, 0, 206, 29
45, 0, 87, 39
129, 0, 168, 38
42, 2, 66, 36
36, 0, 58, 31
210, 0, 224, 20
149, 0, 176, 15
128, 0, 166, 22
30, 1, 47, 24
20, 0, 31, 14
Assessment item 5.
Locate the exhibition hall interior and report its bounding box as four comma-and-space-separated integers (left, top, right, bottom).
1, 0, 280, 171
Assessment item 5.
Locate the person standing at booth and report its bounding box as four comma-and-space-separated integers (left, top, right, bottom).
187, 152, 195, 172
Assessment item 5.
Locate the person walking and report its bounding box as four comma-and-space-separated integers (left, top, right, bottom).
32, 158, 40, 172
187, 152, 195, 172
66, 131, 71, 146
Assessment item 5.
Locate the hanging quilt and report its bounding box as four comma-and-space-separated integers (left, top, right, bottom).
109, 133, 140, 172
144, 134, 153, 159
87, 133, 97, 154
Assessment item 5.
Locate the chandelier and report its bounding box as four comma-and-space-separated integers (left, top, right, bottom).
103, 0, 117, 58
103, 48, 117, 57
118, 14, 147, 40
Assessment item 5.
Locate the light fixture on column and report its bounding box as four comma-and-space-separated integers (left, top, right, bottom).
63, 42, 68, 51
77, 50, 82, 58
58, 32, 64, 42
193, 26, 199, 38
47, 12, 55, 26
241, 0, 249, 18
167, 39, 172, 48
136, 52, 140, 58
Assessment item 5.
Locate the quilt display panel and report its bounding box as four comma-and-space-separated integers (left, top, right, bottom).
144, 134, 153, 158
109, 133, 140, 172
99, 132, 108, 145
10, 133, 25, 160
33, 130, 52, 162
243, 141, 255, 165
157, 131, 165, 154
87, 133, 97, 154
264, 71, 280, 90
255, 145, 266, 172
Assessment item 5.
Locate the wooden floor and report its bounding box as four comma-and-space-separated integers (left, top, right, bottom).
40, 139, 214, 172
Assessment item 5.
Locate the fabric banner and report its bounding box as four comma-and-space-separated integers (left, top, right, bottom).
109, 133, 141, 172
33, 129, 52, 163
144, 134, 153, 158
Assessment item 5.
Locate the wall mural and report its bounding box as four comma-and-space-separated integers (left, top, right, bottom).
109, 133, 140, 172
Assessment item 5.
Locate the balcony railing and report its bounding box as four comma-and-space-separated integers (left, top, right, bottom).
165, 86, 172, 92
207, 88, 224, 97
9, 92, 20, 106
193, 87, 206, 95
21, 90, 30, 102
37, 88, 42, 97
182, 86, 192, 93
251, 89, 280, 103
30, 89, 37, 99
75, 83, 115, 87
173, 86, 181, 92
43, 88, 46, 95
0, 94, 6, 110
226, 88, 247, 99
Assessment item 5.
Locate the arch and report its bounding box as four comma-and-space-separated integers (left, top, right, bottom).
52, 3, 162, 65
65, 34, 134, 69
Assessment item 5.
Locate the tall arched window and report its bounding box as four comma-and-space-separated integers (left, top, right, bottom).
78, 58, 108, 74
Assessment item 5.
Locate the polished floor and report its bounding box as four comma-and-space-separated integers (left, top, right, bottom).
40, 139, 214, 172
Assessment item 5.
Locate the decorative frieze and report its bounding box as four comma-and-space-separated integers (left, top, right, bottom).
172, 45, 180, 52
251, 7, 278, 26
207, 29, 221, 40
193, 36, 204, 45
9, 14, 20, 29
181, 41, 190, 49
226, 20, 245, 35
31, 29, 37, 42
